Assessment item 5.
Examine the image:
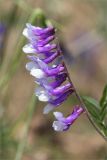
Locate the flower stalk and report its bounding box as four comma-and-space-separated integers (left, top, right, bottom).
14, 94, 37, 160
0, 9, 46, 92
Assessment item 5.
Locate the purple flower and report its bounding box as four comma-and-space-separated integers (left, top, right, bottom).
0, 23, 6, 34
22, 23, 85, 131
53, 105, 84, 131
0, 23, 6, 49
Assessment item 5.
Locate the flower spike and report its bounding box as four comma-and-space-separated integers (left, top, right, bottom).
23, 23, 85, 131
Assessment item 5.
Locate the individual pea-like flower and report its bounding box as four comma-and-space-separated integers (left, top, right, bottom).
22, 23, 85, 131
53, 105, 84, 131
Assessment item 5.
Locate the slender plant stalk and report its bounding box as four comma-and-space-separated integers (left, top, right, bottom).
0, 9, 46, 91
0, 121, 4, 159
64, 63, 107, 141
14, 95, 37, 160
13, 9, 46, 160
0, 4, 18, 65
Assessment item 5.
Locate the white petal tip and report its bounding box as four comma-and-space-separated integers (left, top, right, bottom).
30, 68, 45, 79
25, 62, 35, 71
35, 87, 49, 102
52, 121, 65, 132
22, 28, 28, 37
38, 94, 49, 102
22, 44, 36, 54
53, 112, 63, 119
43, 104, 54, 114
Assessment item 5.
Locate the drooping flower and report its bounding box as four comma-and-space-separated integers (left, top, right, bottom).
22, 23, 85, 131
53, 105, 84, 131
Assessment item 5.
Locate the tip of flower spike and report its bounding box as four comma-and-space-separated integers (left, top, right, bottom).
43, 104, 54, 114
32, 8, 45, 19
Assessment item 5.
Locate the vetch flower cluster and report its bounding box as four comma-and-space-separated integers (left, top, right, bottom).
22, 23, 84, 131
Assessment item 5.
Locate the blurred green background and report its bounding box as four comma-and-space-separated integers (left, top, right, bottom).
0, 0, 107, 160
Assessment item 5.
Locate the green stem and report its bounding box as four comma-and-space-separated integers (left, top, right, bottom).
64, 63, 107, 141
0, 9, 46, 91
14, 95, 37, 160
0, 4, 18, 66
0, 122, 4, 159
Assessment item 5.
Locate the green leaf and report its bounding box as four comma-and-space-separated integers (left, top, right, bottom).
100, 85, 107, 108
83, 96, 100, 108
95, 120, 107, 136
82, 96, 100, 118
82, 96, 107, 137
99, 85, 107, 120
